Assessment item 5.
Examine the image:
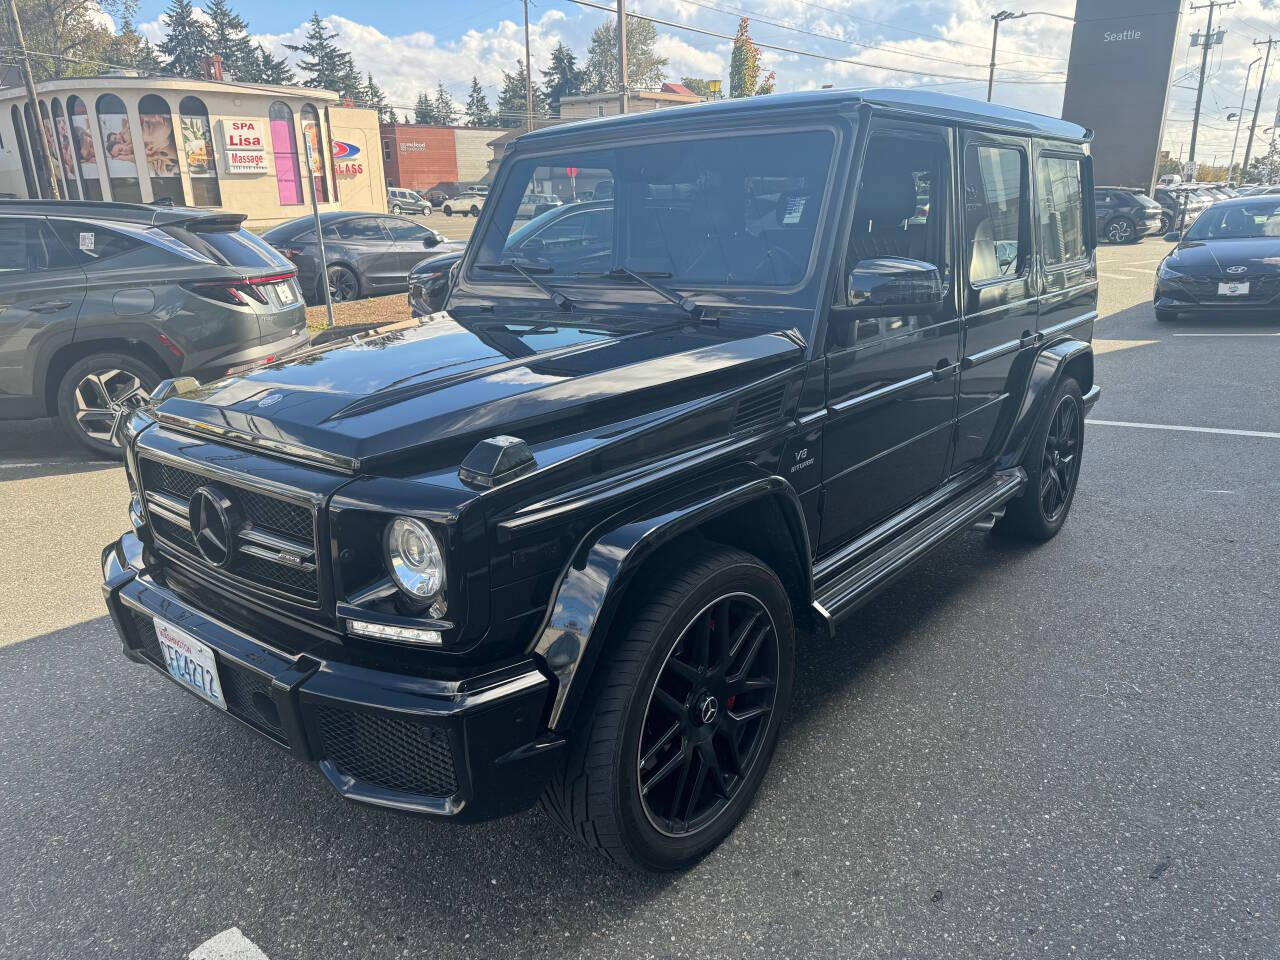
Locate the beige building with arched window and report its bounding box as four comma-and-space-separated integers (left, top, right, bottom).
0, 73, 386, 228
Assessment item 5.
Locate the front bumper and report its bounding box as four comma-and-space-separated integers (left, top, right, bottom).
102, 533, 564, 821
1154, 291, 1280, 316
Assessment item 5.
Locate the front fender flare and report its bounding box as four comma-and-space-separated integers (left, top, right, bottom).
999, 338, 1093, 471
532, 473, 811, 731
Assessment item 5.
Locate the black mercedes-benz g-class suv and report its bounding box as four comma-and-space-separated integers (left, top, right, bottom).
102, 89, 1101, 872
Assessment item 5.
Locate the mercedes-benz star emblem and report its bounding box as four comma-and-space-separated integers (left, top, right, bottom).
1226, 265, 1248, 275
188, 485, 240, 568
698, 694, 719, 725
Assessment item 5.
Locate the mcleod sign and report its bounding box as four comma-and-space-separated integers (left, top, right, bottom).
222, 118, 269, 174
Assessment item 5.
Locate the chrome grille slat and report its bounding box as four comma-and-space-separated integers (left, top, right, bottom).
139, 457, 320, 605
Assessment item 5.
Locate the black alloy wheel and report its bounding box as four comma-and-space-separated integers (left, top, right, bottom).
637, 592, 780, 838
995, 376, 1084, 541
1106, 216, 1135, 244
1039, 391, 1082, 523
327, 265, 359, 303
541, 544, 795, 871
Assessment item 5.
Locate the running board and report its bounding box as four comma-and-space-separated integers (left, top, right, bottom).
811, 468, 1027, 637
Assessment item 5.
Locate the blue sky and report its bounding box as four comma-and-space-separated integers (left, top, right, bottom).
131, 0, 1280, 162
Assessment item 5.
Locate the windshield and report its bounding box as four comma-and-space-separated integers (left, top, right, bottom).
1184, 200, 1280, 240
473, 129, 837, 291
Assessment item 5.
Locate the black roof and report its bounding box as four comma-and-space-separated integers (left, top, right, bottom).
519, 87, 1091, 146
0, 198, 245, 226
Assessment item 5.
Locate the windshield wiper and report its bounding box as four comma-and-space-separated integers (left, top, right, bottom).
579, 267, 706, 322
476, 260, 574, 311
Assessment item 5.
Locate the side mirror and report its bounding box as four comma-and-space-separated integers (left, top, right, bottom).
1163, 230, 1181, 242
848, 257, 944, 309
423, 234, 440, 249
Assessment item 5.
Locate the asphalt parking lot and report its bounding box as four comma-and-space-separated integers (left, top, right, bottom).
1, 237, 1277, 959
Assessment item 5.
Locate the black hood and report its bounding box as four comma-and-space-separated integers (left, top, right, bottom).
1166, 238, 1280, 276
154, 315, 803, 474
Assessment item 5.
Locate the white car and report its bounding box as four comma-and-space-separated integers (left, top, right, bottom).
517, 192, 563, 219
442, 192, 486, 217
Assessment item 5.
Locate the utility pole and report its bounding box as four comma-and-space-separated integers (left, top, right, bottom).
1187, 1, 1233, 166
1228, 57, 1259, 182
987, 11, 1023, 102
5, 0, 59, 199
617, 0, 629, 114
1243, 37, 1278, 178
523, 0, 534, 131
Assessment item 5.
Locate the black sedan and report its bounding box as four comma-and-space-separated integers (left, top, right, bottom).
263, 212, 462, 304
408, 250, 462, 317
1155, 195, 1280, 322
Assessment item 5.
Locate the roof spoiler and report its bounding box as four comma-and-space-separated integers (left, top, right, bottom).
160, 211, 248, 232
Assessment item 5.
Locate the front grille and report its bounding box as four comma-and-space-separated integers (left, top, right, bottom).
1176, 273, 1280, 303
316, 706, 458, 797
139, 457, 320, 604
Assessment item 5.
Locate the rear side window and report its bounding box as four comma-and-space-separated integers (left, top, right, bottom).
965, 143, 1027, 285
44, 220, 144, 265
1036, 156, 1087, 266
0, 217, 80, 271
334, 217, 388, 241
160, 224, 291, 269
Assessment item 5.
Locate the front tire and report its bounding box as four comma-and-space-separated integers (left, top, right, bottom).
995, 377, 1084, 541
391, 203, 402, 215
56, 353, 161, 458
541, 544, 795, 871
443, 205, 453, 217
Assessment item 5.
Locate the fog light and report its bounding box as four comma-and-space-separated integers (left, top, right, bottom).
347, 618, 443, 645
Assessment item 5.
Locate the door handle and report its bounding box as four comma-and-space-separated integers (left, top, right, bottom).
931, 359, 960, 381
30, 300, 72, 313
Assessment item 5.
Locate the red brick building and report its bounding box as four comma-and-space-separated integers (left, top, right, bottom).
380, 124, 503, 193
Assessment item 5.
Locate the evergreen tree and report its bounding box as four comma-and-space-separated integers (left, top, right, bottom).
364, 72, 395, 123
540, 42, 583, 116
413, 90, 435, 125
157, 0, 211, 79
135, 38, 164, 72
432, 82, 458, 125
581, 16, 667, 94
253, 43, 296, 85
729, 17, 760, 99
203, 0, 255, 80
463, 76, 494, 127
496, 60, 547, 127
284, 12, 361, 99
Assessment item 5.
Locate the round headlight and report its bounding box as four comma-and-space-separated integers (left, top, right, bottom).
385, 517, 445, 599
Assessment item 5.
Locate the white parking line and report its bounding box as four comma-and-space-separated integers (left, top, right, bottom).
1088, 419, 1280, 440
1172, 332, 1280, 337
189, 928, 271, 960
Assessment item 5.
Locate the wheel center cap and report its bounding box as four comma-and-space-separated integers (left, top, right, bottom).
695, 693, 719, 725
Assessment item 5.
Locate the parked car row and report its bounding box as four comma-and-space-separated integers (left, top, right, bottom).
1093, 182, 1242, 243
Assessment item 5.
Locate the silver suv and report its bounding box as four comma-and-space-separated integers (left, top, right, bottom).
0, 200, 309, 457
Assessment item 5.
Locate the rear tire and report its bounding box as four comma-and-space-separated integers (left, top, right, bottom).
56, 352, 162, 459
391, 203, 402, 215
995, 377, 1084, 542
541, 543, 795, 871
326, 265, 360, 303
470, 205, 481, 217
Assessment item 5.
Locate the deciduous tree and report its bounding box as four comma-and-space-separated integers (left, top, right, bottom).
728, 17, 760, 99
581, 16, 668, 93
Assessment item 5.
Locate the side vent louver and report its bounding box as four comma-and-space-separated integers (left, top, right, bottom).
731, 385, 786, 434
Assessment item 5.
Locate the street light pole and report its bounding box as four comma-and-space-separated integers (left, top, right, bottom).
1228, 57, 1260, 182
617, 0, 629, 114
986, 9, 1073, 103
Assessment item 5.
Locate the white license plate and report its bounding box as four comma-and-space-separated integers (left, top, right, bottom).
273, 281, 297, 305
154, 618, 226, 710
1218, 281, 1249, 296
